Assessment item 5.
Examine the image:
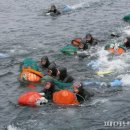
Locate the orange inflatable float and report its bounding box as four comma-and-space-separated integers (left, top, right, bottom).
21, 68, 43, 77
71, 38, 82, 47
53, 90, 79, 105
107, 47, 125, 55
18, 92, 42, 107
18, 92, 48, 107
20, 71, 41, 82
20, 68, 43, 82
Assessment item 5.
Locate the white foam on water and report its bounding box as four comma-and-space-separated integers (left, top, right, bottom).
118, 74, 130, 86
124, 30, 130, 35
9, 49, 29, 56
7, 125, 22, 130
70, 2, 87, 9
90, 98, 109, 106
64, 0, 90, 11
123, 26, 130, 35
94, 47, 129, 72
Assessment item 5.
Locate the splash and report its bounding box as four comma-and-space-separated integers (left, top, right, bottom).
94, 47, 129, 72
7, 125, 21, 130
63, 1, 89, 12
90, 98, 109, 106
70, 2, 87, 9
118, 74, 130, 86
123, 26, 130, 35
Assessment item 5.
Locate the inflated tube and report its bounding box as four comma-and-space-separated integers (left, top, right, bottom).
53, 90, 79, 105
18, 92, 42, 107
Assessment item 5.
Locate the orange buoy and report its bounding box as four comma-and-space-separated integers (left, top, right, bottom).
18, 92, 42, 107
116, 48, 125, 54
53, 90, 79, 105
107, 47, 125, 55
22, 67, 43, 77
71, 38, 81, 47
20, 71, 41, 82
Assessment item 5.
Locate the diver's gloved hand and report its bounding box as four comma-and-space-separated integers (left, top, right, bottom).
36, 97, 48, 106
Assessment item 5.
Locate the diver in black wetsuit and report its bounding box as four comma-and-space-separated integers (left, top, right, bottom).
56, 67, 74, 83
40, 56, 50, 69
42, 79, 56, 100
47, 64, 57, 77
79, 34, 98, 50
38, 56, 51, 75
124, 37, 130, 48
47, 5, 61, 16
72, 82, 94, 103
39, 56, 57, 75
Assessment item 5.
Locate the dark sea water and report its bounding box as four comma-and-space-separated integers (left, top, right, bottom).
0, 0, 130, 130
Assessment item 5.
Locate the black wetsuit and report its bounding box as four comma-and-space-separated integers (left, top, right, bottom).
80, 38, 98, 50
76, 84, 94, 103
57, 67, 74, 83
41, 79, 56, 100
42, 87, 55, 100
47, 9, 61, 16
124, 37, 130, 48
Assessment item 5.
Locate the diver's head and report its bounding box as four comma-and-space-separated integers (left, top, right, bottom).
44, 79, 54, 90
50, 5, 56, 11
124, 37, 130, 44
57, 67, 67, 80
85, 34, 93, 43
79, 43, 85, 49
48, 64, 57, 77
41, 56, 50, 68
72, 82, 83, 94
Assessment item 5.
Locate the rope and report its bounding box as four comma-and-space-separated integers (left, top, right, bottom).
76, 93, 86, 102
